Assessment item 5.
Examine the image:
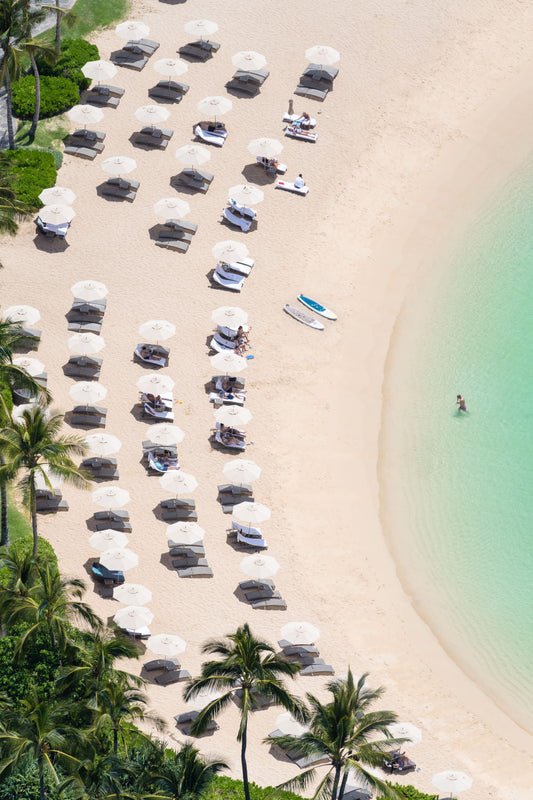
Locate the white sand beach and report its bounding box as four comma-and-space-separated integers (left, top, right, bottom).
2, 1, 533, 798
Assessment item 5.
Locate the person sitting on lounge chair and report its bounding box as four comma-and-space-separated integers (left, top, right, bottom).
297, 112, 312, 129
233, 326, 250, 356
144, 393, 166, 411
140, 345, 154, 359
220, 423, 245, 446
218, 377, 246, 399
294, 174, 305, 189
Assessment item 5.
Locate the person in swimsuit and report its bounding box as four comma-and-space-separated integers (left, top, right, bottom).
456, 394, 467, 411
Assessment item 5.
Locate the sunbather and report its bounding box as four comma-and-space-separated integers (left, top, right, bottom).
140, 345, 154, 359
220, 423, 245, 445
294, 174, 305, 189
217, 377, 246, 398
144, 393, 166, 411
297, 112, 312, 129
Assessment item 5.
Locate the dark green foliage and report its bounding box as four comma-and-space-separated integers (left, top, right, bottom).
11, 75, 79, 120
30, 146, 63, 171
378, 786, 438, 800
1, 148, 56, 209
0, 622, 61, 706
0, 534, 57, 587
205, 775, 305, 800
0, 763, 63, 800
35, 37, 99, 91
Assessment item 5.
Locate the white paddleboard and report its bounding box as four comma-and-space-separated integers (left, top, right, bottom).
283, 304, 324, 330
298, 294, 337, 320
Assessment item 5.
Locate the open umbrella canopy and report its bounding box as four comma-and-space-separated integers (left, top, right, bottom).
153, 57, 188, 79
38, 186, 76, 206
89, 529, 129, 551
12, 356, 45, 377
432, 771, 472, 796
147, 633, 186, 657
275, 712, 308, 737
113, 605, 153, 629
138, 319, 176, 341
113, 583, 152, 606
210, 351, 247, 374
101, 156, 137, 176
146, 424, 185, 445
84, 433, 122, 457
68, 332, 106, 355
305, 44, 340, 65
211, 306, 248, 329
159, 470, 198, 495
223, 459, 261, 484
247, 137, 283, 159
387, 722, 422, 746
4, 305, 40, 325
136, 373, 175, 394
228, 184, 264, 206
197, 95, 232, 118
81, 59, 117, 82
175, 144, 210, 168
184, 19, 218, 38
115, 20, 150, 41
232, 501, 270, 524
232, 51, 266, 71
166, 521, 205, 544
134, 104, 170, 126
67, 104, 104, 126
34, 464, 64, 492
92, 485, 131, 509
153, 198, 190, 220
69, 381, 107, 405
240, 554, 279, 579
280, 621, 320, 645
214, 405, 252, 427
70, 280, 108, 301
100, 548, 138, 571
39, 205, 76, 225
186, 686, 223, 710
211, 240, 248, 263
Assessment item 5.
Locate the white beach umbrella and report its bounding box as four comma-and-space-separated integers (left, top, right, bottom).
233, 501, 270, 525
147, 633, 187, 658
387, 722, 422, 746
113, 583, 152, 606
211, 240, 248, 263
84, 433, 122, 457
38, 186, 76, 206
113, 605, 153, 629
39, 205, 75, 225
197, 95, 232, 121
134, 104, 170, 127
138, 319, 176, 341
146, 424, 185, 445
432, 771, 472, 798
211, 306, 248, 329
81, 59, 117, 83
67, 104, 104, 128
12, 356, 45, 376
186, 686, 223, 710
101, 156, 137, 177
137, 374, 174, 394
228, 184, 264, 206
305, 45, 340, 66
153, 57, 188, 82
184, 19, 218, 39
153, 198, 190, 220
92, 485, 131, 509
232, 51, 267, 71
175, 144, 210, 169
275, 712, 308, 737
115, 20, 150, 41
34, 464, 64, 492
166, 521, 205, 544
159, 471, 198, 495
223, 459, 261, 484
210, 351, 247, 374
89, 529, 129, 551
280, 621, 320, 645
100, 548, 138, 571
4, 305, 40, 325
247, 137, 283, 159
70, 280, 108, 301
69, 381, 107, 406
68, 332, 106, 355
214, 405, 252, 427
240, 554, 279, 580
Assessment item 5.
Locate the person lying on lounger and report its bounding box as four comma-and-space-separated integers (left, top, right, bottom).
233, 326, 250, 356
140, 345, 154, 359
220, 423, 245, 445
218, 377, 246, 398
144, 393, 167, 411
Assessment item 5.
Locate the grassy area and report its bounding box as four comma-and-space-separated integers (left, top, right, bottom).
15, 115, 69, 150
60, 0, 131, 40
6, 492, 32, 545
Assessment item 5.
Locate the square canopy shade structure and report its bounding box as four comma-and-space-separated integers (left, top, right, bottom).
84, 433, 122, 457
197, 95, 232, 123
115, 20, 150, 41
138, 319, 176, 342
241, 554, 279, 580
13, 356, 45, 377
134, 104, 170, 127
232, 51, 267, 71
280, 621, 320, 646
89, 529, 129, 551
101, 156, 137, 177
153, 198, 190, 221
223, 459, 261, 485
113, 583, 152, 606
38, 187, 76, 206
137, 374, 174, 394
147, 633, 186, 658
100, 548, 138, 571
214, 404, 252, 427
166, 521, 205, 544
184, 19, 218, 39
113, 605, 153, 630
153, 57, 188, 85
92, 485, 131, 510
211, 306, 248, 329
81, 59, 117, 84
212, 240, 248, 264
247, 138, 283, 159
228, 184, 264, 206
67, 104, 104, 130
69, 380, 107, 407
175, 144, 210, 171
70, 280, 108, 301
146, 424, 185, 445
68, 332, 105, 355
4, 305, 40, 326
304, 44, 340, 66
159, 470, 198, 496
386, 722, 422, 746
210, 351, 247, 374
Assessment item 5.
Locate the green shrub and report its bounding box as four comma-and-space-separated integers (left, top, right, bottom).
12, 75, 79, 120
4, 149, 57, 209
0, 764, 63, 800
205, 775, 305, 800
0, 534, 58, 587
36, 37, 99, 91
378, 784, 438, 800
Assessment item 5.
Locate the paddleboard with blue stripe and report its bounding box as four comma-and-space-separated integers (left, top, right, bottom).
297, 294, 337, 320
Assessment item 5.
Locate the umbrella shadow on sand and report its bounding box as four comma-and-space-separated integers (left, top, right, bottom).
33, 233, 69, 253
159, 551, 177, 572
169, 174, 206, 195
241, 163, 276, 186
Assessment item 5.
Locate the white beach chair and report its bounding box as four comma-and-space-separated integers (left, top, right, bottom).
227, 198, 256, 219
209, 390, 245, 406
194, 125, 226, 147
231, 520, 262, 538
148, 450, 180, 472
210, 336, 233, 354
134, 344, 168, 367
256, 156, 287, 174
275, 180, 310, 195
212, 270, 244, 292
223, 208, 251, 233
237, 531, 268, 549
223, 257, 254, 276
216, 264, 247, 285
215, 431, 246, 449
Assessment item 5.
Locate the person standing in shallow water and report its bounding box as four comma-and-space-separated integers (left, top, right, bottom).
456, 394, 467, 411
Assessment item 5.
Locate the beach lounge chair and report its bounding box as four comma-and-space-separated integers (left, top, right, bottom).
219, 257, 254, 277
85, 89, 120, 109
134, 130, 169, 149
155, 238, 190, 253
134, 343, 169, 366
278, 642, 320, 657
147, 450, 179, 473
35, 489, 69, 513
161, 498, 195, 510
36, 217, 69, 238
212, 270, 245, 293
64, 145, 99, 160
71, 298, 107, 315
284, 124, 318, 143
275, 179, 310, 195
234, 68, 270, 84
89, 83, 125, 98
225, 76, 260, 96
304, 63, 339, 81
231, 520, 262, 538
213, 375, 246, 391
144, 658, 180, 671
172, 555, 209, 569
67, 320, 102, 334
141, 392, 174, 420
294, 84, 329, 101
214, 431, 246, 449
177, 566, 214, 578
112, 50, 148, 70
178, 39, 220, 60
246, 589, 280, 604
91, 562, 124, 585
71, 129, 105, 141
81, 457, 119, 480
209, 390, 245, 407
149, 81, 186, 103
162, 508, 198, 522
256, 156, 287, 174
251, 598, 288, 610
175, 711, 219, 735
71, 405, 107, 427
143, 441, 178, 457
237, 532, 268, 549
227, 198, 256, 219
240, 578, 275, 592
194, 123, 226, 147
282, 112, 317, 128
96, 519, 132, 532
140, 126, 173, 140
15, 327, 42, 350
169, 544, 205, 558
64, 355, 102, 379
163, 219, 198, 235
154, 668, 191, 685
175, 169, 212, 193
300, 663, 335, 676
383, 751, 417, 774
101, 178, 138, 202
219, 483, 253, 496
124, 38, 160, 56
222, 208, 252, 233
94, 509, 129, 522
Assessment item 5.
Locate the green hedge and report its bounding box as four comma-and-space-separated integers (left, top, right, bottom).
0, 535, 58, 588
12, 75, 79, 120
36, 37, 99, 91
3, 149, 57, 209
205, 776, 305, 800
378, 784, 438, 800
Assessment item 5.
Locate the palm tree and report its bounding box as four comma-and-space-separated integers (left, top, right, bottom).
150, 742, 227, 799
59, 753, 139, 800
18, 4, 56, 141
0, 689, 87, 800
0, 543, 38, 627
0, 167, 28, 234
266, 670, 403, 800
0, 405, 90, 556
183, 623, 305, 800
0, 0, 30, 150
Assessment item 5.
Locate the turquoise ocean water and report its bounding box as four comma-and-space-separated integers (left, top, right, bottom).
381, 159, 533, 733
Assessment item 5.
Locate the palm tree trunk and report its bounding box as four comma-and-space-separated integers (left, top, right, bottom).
38, 753, 46, 800
28, 51, 40, 141
30, 477, 38, 557
4, 70, 16, 151
113, 726, 118, 757
338, 770, 349, 800
240, 722, 251, 800
55, 0, 61, 54
0, 454, 9, 547
331, 764, 342, 800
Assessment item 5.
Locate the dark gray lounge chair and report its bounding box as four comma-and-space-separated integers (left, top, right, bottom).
300, 663, 335, 676
245, 590, 282, 602
225, 77, 259, 96
17, 327, 41, 350
135, 131, 169, 149
95, 519, 132, 532
161, 507, 197, 521
179, 40, 220, 60
64, 355, 102, 379
175, 170, 212, 193
218, 483, 253, 496
71, 405, 107, 427
101, 179, 137, 202
239, 578, 274, 592
112, 51, 148, 70
71, 128, 105, 141
124, 38, 159, 55
177, 566, 214, 578
233, 68, 269, 84
163, 218, 198, 234
251, 598, 287, 610
67, 321, 102, 334
279, 642, 320, 657
85, 90, 120, 108
169, 545, 205, 558
155, 239, 190, 253
175, 711, 219, 735
71, 299, 107, 315
81, 457, 119, 480
64, 146, 99, 160
154, 668, 191, 685
294, 84, 329, 101
161, 498, 195, 510
140, 125, 173, 140
144, 658, 180, 671
304, 63, 339, 81
172, 556, 208, 569
36, 489, 69, 513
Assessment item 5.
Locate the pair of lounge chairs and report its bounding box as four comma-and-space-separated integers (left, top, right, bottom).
36, 217, 69, 238
217, 482, 253, 510
135, 126, 173, 150
67, 298, 106, 333
226, 68, 270, 95
149, 80, 189, 103
80, 456, 119, 480
278, 640, 320, 657
91, 561, 124, 585
64, 129, 106, 161
212, 263, 246, 292
159, 496, 198, 523
171, 552, 214, 579
240, 578, 287, 610
210, 373, 247, 406
135, 343, 169, 366
275, 179, 310, 196
175, 168, 213, 194
112, 38, 159, 71
154, 667, 191, 685
71, 404, 107, 428
64, 355, 102, 379
194, 121, 227, 147
229, 520, 267, 550
12, 327, 41, 350
155, 218, 198, 252
178, 39, 220, 61
102, 177, 140, 203
141, 391, 174, 421
94, 509, 132, 532
85, 84, 124, 108
174, 710, 219, 736
35, 488, 68, 513
294, 63, 338, 102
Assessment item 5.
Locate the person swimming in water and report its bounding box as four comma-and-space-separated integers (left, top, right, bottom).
456, 394, 467, 411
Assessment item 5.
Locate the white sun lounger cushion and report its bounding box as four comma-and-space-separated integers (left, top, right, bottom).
275, 180, 310, 195
194, 125, 226, 146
